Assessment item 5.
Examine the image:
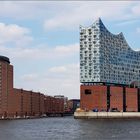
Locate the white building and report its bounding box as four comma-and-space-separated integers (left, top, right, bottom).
80, 18, 140, 86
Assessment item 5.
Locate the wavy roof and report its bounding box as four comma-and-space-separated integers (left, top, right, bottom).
80, 18, 140, 53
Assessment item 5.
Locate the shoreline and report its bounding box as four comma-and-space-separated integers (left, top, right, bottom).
0, 114, 73, 120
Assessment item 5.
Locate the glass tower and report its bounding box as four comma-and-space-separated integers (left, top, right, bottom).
80, 18, 140, 86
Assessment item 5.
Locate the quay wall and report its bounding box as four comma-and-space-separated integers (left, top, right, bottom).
74, 112, 140, 119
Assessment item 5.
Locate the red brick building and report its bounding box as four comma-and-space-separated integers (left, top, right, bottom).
80, 84, 139, 112
0, 56, 65, 118
7, 89, 45, 117
44, 96, 64, 115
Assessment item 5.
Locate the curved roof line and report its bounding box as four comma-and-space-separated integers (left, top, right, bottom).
80, 18, 140, 53
102, 21, 140, 53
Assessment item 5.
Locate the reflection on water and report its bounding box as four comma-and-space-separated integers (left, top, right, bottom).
0, 117, 140, 140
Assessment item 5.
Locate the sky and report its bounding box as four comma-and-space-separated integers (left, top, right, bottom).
0, 1, 140, 99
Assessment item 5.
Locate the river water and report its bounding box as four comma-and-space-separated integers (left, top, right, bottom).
0, 116, 140, 140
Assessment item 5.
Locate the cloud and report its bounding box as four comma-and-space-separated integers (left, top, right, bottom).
0, 1, 139, 30
0, 22, 32, 46
136, 27, 140, 34
21, 74, 39, 81
17, 63, 80, 99
47, 64, 80, 99
0, 1, 139, 27
0, 43, 79, 61
49, 66, 67, 73
44, 1, 134, 30
131, 4, 140, 16
0, 1, 53, 19
0, 2, 81, 20
116, 19, 139, 26
54, 43, 79, 55
48, 64, 79, 77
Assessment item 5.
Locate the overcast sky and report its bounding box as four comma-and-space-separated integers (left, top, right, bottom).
1, 1, 140, 99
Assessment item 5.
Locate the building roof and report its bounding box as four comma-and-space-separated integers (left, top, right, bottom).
0, 56, 10, 64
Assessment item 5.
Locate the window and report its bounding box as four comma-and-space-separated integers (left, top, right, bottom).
85, 89, 91, 95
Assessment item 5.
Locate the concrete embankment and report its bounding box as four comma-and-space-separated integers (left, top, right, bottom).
74, 112, 140, 119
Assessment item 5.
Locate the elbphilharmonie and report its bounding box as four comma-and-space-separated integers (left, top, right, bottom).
80, 18, 140, 87
79, 18, 140, 112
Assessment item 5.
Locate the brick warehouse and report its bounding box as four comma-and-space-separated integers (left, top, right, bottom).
0, 56, 64, 118
80, 84, 139, 112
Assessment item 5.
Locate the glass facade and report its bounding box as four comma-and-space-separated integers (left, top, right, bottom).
80, 18, 140, 86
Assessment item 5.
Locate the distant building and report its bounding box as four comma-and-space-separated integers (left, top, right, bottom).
68, 99, 80, 113
80, 18, 140, 87
54, 95, 68, 110
54, 95, 66, 99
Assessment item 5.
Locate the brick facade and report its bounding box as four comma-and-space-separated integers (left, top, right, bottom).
80, 85, 107, 111
7, 88, 64, 118
80, 85, 139, 112
126, 88, 138, 112
44, 96, 64, 115
110, 86, 123, 111
0, 60, 13, 117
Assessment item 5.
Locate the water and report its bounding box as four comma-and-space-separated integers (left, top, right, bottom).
0, 116, 140, 140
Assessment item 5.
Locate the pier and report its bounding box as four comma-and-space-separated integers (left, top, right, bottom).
74, 111, 140, 119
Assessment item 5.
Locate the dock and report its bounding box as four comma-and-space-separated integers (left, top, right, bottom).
74, 111, 140, 119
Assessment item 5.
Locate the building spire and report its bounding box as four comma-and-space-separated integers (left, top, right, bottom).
94, 17, 103, 25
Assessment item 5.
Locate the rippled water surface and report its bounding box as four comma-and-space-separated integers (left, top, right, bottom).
0, 116, 140, 140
